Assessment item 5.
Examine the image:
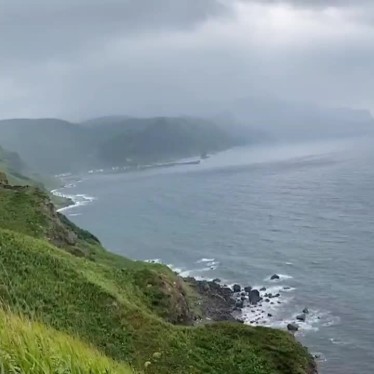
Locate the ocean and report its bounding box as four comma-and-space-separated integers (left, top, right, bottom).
56, 137, 374, 374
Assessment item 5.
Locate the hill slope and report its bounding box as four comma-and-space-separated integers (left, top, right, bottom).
0, 175, 316, 374
0, 145, 41, 186
0, 145, 71, 209
0, 116, 238, 173
96, 117, 233, 165
0, 118, 91, 173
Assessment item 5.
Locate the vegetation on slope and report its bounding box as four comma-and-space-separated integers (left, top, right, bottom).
0, 308, 132, 374
0, 184, 97, 256
0, 116, 237, 173
0, 145, 40, 187
0, 144, 70, 209
0, 175, 315, 374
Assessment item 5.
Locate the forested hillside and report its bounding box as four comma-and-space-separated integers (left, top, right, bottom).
0, 116, 239, 173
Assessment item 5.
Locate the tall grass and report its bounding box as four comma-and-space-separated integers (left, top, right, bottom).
0, 308, 133, 374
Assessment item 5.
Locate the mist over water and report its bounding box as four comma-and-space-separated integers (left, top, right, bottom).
60, 137, 374, 374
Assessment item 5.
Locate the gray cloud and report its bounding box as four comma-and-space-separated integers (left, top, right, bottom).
0, 0, 373, 119
1, 0, 230, 63
249, 0, 374, 7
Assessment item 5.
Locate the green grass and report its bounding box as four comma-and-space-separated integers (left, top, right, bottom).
0, 146, 71, 210
0, 308, 133, 374
0, 186, 48, 238
0, 182, 315, 374
0, 184, 102, 257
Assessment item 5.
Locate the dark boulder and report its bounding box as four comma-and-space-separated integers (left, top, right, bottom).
265, 298, 270, 303
212, 278, 221, 283
235, 298, 244, 308
260, 287, 266, 291
233, 284, 241, 293
244, 286, 252, 293
270, 274, 280, 280
248, 289, 261, 305
296, 313, 306, 322
267, 313, 273, 317
287, 323, 299, 332
303, 307, 309, 314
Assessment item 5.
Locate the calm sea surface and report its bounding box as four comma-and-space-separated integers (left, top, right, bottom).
59, 137, 374, 374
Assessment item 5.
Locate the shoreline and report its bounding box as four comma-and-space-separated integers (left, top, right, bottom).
86, 155, 205, 176
186, 277, 310, 330
187, 277, 318, 373
51, 155, 207, 212
51, 188, 95, 213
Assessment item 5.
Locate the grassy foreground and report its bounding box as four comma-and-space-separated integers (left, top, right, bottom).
0, 179, 315, 374
0, 308, 132, 374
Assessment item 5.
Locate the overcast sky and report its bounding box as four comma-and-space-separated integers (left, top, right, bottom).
1, 0, 373, 120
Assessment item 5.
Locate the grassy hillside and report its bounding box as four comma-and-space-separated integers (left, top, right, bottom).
0, 145, 71, 210
0, 308, 133, 374
0, 177, 315, 374
0, 145, 40, 186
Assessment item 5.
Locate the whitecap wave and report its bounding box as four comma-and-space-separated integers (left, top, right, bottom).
151, 258, 220, 280
144, 258, 162, 264
311, 352, 327, 363
329, 337, 348, 346
179, 269, 193, 277
54, 172, 72, 178
196, 258, 215, 263
265, 273, 294, 281
240, 283, 296, 327
64, 183, 77, 189
265, 308, 338, 334
51, 188, 96, 213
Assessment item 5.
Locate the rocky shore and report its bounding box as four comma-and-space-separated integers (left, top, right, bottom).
184, 277, 238, 322
186, 274, 311, 332
185, 275, 318, 373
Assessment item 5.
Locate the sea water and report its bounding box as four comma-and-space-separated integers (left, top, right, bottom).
56, 137, 374, 373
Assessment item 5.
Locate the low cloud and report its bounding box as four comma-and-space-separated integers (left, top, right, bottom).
0, 0, 373, 119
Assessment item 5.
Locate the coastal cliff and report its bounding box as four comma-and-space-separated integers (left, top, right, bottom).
0, 173, 317, 373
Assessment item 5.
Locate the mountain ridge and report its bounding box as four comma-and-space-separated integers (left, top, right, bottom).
0, 116, 239, 174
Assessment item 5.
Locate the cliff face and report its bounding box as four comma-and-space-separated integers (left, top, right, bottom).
0, 174, 316, 374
